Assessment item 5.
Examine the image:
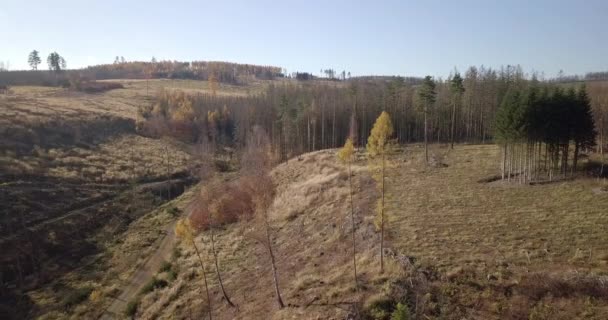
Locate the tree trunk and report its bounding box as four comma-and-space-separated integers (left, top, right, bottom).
572, 142, 580, 175
307, 115, 311, 152
312, 120, 316, 151
600, 120, 605, 177
332, 101, 336, 148
347, 162, 358, 289
192, 240, 213, 320
424, 106, 429, 164
380, 153, 385, 273
265, 219, 284, 308
450, 99, 456, 149
501, 144, 507, 180
210, 228, 235, 307
321, 103, 325, 149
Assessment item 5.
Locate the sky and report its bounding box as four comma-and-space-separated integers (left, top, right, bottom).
1, 0, 607, 78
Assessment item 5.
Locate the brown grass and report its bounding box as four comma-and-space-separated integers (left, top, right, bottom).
137, 145, 608, 319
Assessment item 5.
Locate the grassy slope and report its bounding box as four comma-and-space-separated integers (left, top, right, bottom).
389, 144, 608, 273
0, 79, 251, 319
134, 145, 608, 320
387, 144, 608, 319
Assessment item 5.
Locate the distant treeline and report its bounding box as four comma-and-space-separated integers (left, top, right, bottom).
139, 65, 608, 163
0, 60, 283, 86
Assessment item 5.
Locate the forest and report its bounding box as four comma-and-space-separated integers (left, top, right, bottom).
0, 58, 283, 86
138, 65, 608, 177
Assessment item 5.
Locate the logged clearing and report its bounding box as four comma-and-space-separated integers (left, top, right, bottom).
132, 150, 388, 320
388, 144, 608, 273
127, 145, 608, 320
2, 80, 608, 319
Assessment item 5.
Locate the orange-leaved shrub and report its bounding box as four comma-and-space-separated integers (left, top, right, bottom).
189, 174, 270, 230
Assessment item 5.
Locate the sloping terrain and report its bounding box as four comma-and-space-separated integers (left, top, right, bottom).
131, 150, 392, 319
129, 145, 608, 320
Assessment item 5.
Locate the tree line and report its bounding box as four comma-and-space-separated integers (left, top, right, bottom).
495, 84, 596, 182
170, 110, 399, 318
85, 59, 282, 83
139, 65, 606, 168
0, 53, 282, 86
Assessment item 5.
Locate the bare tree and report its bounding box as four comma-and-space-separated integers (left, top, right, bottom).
175, 218, 213, 320
242, 126, 285, 308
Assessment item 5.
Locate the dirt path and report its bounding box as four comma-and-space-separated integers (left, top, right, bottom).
99, 220, 179, 319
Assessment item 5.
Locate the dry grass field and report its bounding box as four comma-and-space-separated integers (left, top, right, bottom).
0, 79, 233, 319
2, 80, 607, 319
386, 144, 608, 319
120, 146, 608, 320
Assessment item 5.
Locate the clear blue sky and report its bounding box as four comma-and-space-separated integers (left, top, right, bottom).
1, 0, 607, 78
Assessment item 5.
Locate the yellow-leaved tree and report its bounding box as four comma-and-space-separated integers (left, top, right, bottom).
366, 111, 395, 273
337, 138, 358, 290
175, 218, 213, 320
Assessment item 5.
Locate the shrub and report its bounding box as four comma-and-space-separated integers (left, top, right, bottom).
61, 287, 93, 309
189, 175, 264, 229
167, 206, 181, 216
75, 80, 124, 93
391, 303, 411, 320
125, 300, 138, 318
139, 277, 168, 295
366, 295, 395, 320
158, 261, 172, 273
167, 269, 178, 281
518, 272, 608, 300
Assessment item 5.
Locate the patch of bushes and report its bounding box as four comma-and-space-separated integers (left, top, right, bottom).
518, 272, 608, 300
365, 295, 395, 320
391, 303, 411, 320
214, 159, 232, 172
125, 299, 139, 318
158, 260, 178, 281
167, 206, 181, 216
189, 174, 271, 229
139, 277, 168, 295
158, 261, 172, 273
70, 79, 124, 93
61, 286, 93, 310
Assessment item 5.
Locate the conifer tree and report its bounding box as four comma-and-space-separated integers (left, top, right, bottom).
366, 111, 394, 273
418, 76, 436, 164
572, 85, 597, 170
28, 50, 41, 70
449, 72, 465, 149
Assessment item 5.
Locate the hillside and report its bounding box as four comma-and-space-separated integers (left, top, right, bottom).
1, 77, 607, 320
122, 145, 608, 319
0, 79, 256, 319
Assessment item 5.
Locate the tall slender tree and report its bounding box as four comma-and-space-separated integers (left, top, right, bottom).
449, 72, 465, 149
418, 76, 436, 164
175, 218, 213, 320
28, 50, 41, 70
47, 52, 66, 73
366, 111, 394, 273
337, 138, 358, 289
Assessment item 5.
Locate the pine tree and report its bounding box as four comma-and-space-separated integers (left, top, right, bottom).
47, 52, 66, 73
572, 85, 597, 170
449, 72, 465, 149
366, 111, 394, 273
28, 50, 41, 70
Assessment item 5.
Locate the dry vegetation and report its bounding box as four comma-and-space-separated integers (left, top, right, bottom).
127, 145, 607, 320
0, 79, 247, 319
384, 144, 608, 319
132, 150, 391, 319
2, 78, 607, 319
